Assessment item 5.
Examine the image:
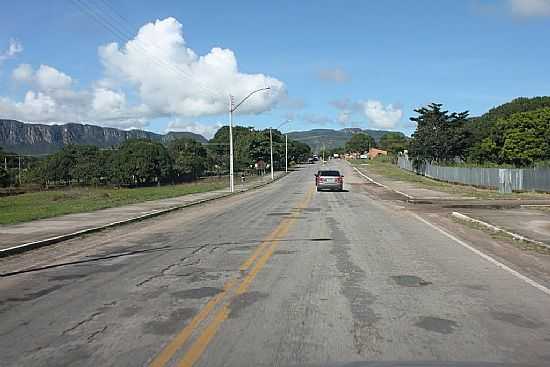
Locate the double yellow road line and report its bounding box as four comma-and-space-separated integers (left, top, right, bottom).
149, 185, 315, 367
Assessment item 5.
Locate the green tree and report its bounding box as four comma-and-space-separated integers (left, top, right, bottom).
208, 126, 257, 173
409, 103, 470, 163
288, 140, 311, 163
497, 108, 550, 166
69, 145, 103, 185
467, 97, 550, 163
33, 145, 104, 186
168, 138, 208, 180
112, 139, 173, 186
379, 132, 408, 153
468, 137, 500, 164
344, 133, 375, 153
41, 146, 78, 184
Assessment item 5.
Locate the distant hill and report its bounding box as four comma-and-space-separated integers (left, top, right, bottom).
0, 120, 207, 155
288, 128, 402, 152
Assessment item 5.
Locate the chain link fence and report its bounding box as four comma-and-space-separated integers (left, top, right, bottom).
397, 156, 550, 193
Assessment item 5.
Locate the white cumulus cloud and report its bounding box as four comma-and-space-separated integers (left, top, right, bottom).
12, 63, 33, 82
0, 39, 23, 63
329, 98, 402, 128
166, 119, 222, 139
99, 17, 284, 117
509, 0, 550, 17
35, 65, 73, 91
0, 17, 284, 132
361, 100, 403, 129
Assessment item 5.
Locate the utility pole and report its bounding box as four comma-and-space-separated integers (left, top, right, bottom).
228, 95, 235, 193
270, 127, 274, 180
285, 134, 288, 173
3, 156, 6, 170
227, 87, 271, 192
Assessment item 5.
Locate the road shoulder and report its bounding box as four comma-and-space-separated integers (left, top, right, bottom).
0, 171, 288, 257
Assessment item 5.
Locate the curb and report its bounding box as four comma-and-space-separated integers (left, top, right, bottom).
0, 172, 289, 258
451, 211, 550, 249
351, 165, 415, 200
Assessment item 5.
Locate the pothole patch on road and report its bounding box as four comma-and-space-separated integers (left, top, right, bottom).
391, 275, 432, 287
229, 291, 268, 318
491, 311, 542, 329
171, 287, 222, 299
267, 212, 292, 216
143, 307, 196, 335
273, 250, 297, 255
119, 306, 141, 318
415, 316, 458, 334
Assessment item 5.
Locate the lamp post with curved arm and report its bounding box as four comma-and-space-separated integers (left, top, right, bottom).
269, 119, 292, 180
228, 87, 271, 192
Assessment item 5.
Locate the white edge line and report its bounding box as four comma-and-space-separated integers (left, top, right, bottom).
451, 212, 550, 249
352, 166, 415, 200
411, 212, 550, 297
351, 161, 550, 296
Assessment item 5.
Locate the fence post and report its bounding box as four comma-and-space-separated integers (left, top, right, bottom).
498, 169, 512, 193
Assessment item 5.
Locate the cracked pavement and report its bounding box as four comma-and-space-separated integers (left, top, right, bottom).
1, 162, 550, 366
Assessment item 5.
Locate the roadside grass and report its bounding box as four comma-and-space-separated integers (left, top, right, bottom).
349, 159, 550, 200
451, 215, 550, 255
0, 178, 229, 225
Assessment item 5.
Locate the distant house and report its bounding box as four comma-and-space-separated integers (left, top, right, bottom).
368, 148, 387, 159
345, 152, 361, 160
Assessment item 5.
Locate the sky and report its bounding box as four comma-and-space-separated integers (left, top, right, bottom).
1, 0, 550, 138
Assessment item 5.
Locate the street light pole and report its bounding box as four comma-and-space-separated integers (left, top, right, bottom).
285, 134, 288, 173
269, 127, 274, 180
269, 119, 291, 181
228, 95, 235, 193
227, 87, 270, 192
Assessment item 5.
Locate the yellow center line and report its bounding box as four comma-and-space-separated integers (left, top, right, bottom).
149, 185, 315, 367
148, 278, 236, 367
176, 186, 315, 367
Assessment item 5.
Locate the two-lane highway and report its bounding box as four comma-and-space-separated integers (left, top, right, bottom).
1, 161, 550, 366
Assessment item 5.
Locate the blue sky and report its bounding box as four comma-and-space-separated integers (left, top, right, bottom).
1, 0, 550, 138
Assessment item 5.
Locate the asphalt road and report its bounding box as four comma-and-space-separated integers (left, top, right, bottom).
1, 161, 550, 367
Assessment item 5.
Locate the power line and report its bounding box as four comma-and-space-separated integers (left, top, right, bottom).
70, 0, 226, 101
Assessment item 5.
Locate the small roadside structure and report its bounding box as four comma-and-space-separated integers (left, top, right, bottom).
255, 159, 266, 175
368, 148, 388, 160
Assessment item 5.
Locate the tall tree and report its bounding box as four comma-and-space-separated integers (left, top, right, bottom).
112, 139, 172, 186
379, 132, 408, 153
288, 140, 311, 163
168, 138, 208, 180
409, 103, 470, 163
497, 108, 550, 166
344, 133, 375, 153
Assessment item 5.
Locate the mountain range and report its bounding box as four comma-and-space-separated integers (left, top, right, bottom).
0, 120, 399, 155
288, 128, 399, 152
0, 120, 207, 155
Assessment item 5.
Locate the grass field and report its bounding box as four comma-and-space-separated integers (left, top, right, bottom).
0, 179, 229, 225
349, 159, 550, 200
